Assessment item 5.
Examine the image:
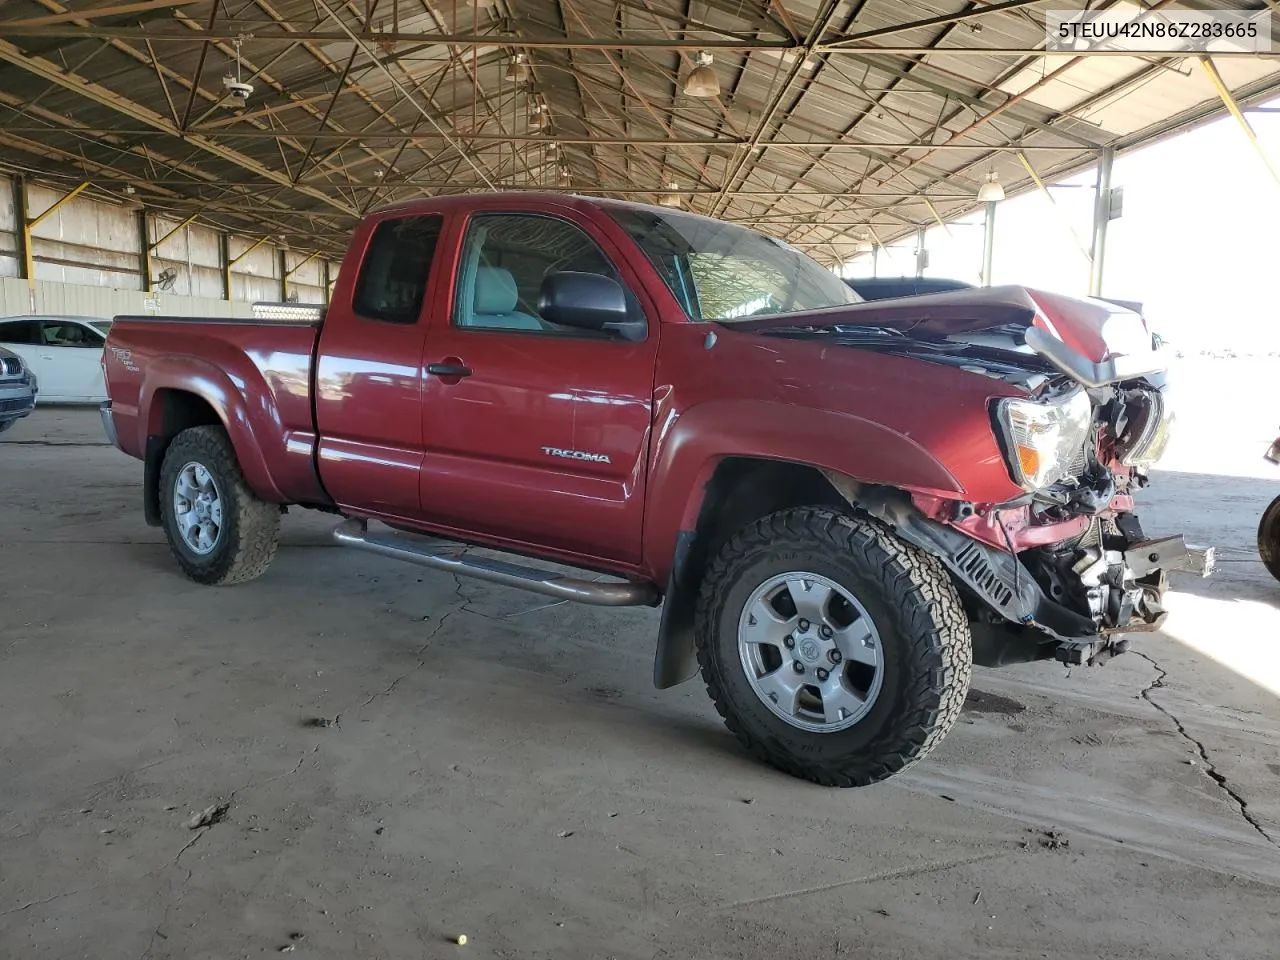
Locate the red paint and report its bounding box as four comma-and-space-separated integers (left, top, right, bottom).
102, 193, 1142, 587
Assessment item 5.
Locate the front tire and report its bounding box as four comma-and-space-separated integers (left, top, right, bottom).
159, 425, 280, 585
695, 507, 972, 787
1260, 496, 1280, 583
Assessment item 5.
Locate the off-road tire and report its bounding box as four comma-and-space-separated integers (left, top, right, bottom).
694, 507, 972, 786
159, 425, 280, 585
1260, 495, 1280, 583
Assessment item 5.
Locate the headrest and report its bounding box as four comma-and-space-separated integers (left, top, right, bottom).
474, 266, 519, 315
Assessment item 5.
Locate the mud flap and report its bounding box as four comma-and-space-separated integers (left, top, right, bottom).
653, 532, 700, 689
143, 434, 166, 527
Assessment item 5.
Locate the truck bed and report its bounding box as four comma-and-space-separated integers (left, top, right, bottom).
102, 313, 327, 506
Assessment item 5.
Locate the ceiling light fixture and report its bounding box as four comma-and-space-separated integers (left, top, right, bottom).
977, 171, 1005, 202
506, 53, 529, 83
683, 51, 719, 98
658, 182, 683, 207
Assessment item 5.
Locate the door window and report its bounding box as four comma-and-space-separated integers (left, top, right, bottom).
41, 322, 104, 347
0, 319, 41, 344
454, 214, 620, 334
352, 215, 443, 325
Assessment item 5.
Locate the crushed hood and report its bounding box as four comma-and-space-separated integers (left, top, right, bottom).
733, 284, 1150, 366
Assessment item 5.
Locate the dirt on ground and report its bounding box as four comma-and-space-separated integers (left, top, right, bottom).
2, 357, 1279, 959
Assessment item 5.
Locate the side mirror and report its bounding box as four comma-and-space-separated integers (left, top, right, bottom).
538, 272, 645, 341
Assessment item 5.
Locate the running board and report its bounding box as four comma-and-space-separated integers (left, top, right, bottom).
332, 519, 660, 607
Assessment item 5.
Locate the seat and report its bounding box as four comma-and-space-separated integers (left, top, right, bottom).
466, 266, 543, 331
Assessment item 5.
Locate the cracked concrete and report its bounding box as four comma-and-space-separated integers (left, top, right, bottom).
1134, 650, 1279, 850
4, 386, 1280, 959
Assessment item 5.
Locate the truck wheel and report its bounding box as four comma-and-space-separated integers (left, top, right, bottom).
159, 425, 280, 585
1260, 496, 1280, 583
694, 507, 971, 787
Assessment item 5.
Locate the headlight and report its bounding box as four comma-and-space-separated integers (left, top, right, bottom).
1117, 388, 1173, 467
995, 390, 1093, 490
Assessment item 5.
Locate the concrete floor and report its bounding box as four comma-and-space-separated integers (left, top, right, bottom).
3, 363, 1280, 959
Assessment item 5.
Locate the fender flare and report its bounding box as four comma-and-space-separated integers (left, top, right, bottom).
138, 355, 285, 504
647, 400, 965, 689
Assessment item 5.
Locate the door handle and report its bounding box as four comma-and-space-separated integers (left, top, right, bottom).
426, 360, 472, 379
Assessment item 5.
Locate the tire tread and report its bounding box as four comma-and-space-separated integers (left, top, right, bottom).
160, 426, 280, 585
694, 506, 972, 787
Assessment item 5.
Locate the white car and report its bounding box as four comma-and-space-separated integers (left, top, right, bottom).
0, 315, 111, 403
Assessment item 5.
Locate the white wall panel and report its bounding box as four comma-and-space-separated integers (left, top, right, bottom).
0, 278, 253, 320
4, 181, 333, 314
291, 283, 325, 304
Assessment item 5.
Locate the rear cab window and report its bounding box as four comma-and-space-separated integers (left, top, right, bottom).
352, 215, 443, 325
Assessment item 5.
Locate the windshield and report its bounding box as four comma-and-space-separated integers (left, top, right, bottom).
608, 206, 860, 322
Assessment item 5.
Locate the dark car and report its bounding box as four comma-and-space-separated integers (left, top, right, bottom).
846, 276, 974, 301
0, 345, 37, 434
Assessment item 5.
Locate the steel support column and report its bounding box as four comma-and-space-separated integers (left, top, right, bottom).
915, 227, 927, 279
220, 233, 232, 302
1089, 148, 1114, 297
279, 248, 288, 302
12, 176, 31, 284
138, 209, 153, 293
322, 260, 331, 305
981, 200, 997, 287
23, 180, 89, 304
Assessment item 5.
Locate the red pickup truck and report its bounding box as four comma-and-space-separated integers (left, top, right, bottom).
101, 193, 1211, 786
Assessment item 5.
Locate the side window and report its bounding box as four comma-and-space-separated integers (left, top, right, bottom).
453, 214, 619, 334
42, 322, 104, 348
352, 215, 442, 325
0, 320, 40, 345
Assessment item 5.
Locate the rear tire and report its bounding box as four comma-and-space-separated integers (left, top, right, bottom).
1260, 496, 1280, 583
694, 507, 971, 787
159, 425, 280, 585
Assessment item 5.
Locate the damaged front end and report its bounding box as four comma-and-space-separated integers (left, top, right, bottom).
836, 293, 1213, 667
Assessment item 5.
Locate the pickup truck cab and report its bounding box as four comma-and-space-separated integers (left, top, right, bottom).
101, 193, 1211, 786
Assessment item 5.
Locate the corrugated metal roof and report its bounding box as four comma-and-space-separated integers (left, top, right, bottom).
0, 0, 1274, 261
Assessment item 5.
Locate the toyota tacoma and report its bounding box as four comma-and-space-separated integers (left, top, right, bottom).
100, 193, 1211, 786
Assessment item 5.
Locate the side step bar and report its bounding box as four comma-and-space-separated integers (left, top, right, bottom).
332, 519, 660, 607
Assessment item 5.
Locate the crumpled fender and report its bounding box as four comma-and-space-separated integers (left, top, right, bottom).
642, 398, 963, 583
644, 398, 966, 689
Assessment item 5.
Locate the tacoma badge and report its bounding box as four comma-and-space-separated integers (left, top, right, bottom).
542, 446, 612, 464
